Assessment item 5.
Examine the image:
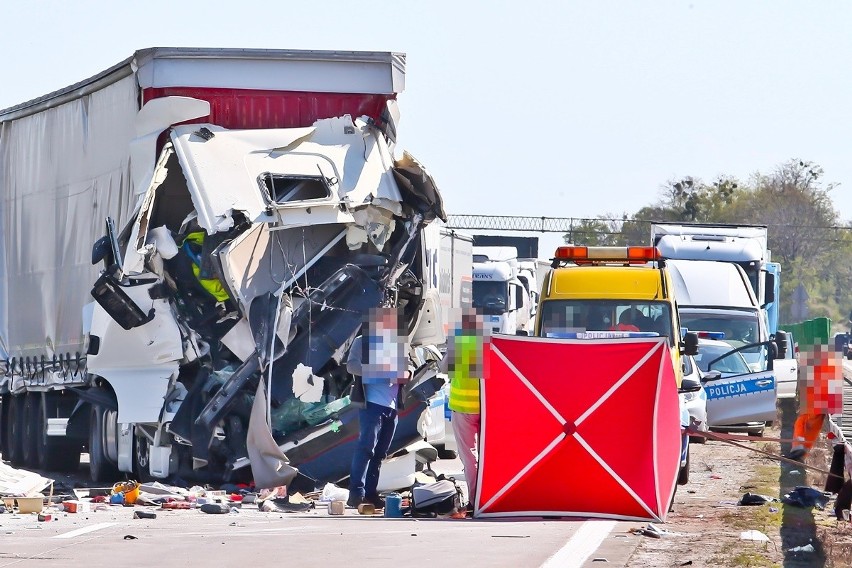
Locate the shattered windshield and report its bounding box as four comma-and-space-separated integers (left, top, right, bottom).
473, 280, 509, 314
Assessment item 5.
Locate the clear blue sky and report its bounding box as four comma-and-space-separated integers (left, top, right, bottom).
3, 1, 851, 258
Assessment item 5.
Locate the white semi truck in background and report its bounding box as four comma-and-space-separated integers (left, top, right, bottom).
650, 223, 781, 335
0, 47, 449, 489
472, 246, 531, 334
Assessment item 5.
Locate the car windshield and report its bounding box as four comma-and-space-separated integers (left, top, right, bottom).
694, 343, 751, 374
538, 300, 674, 345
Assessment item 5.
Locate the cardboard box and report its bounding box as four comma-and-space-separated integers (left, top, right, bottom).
16, 497, 44, 514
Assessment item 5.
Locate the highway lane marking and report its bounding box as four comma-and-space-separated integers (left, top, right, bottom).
540, 520, 617, 568
53, 522, 117, 539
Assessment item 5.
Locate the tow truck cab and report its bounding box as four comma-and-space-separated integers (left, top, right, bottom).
533, 245, 700, 485
534, 246, 698, 386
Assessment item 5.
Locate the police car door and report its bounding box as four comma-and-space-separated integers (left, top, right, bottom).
701, 353, 776, 426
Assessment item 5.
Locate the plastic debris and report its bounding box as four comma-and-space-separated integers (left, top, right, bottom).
133, 511, 157, 520
788, 544, 815, 553
629, 523, 686, 538
200, 503, 230, 514
740, 530, 770, 542
319, 483, 349, 503
738, 493, 778, 506
781, 487, 830, 510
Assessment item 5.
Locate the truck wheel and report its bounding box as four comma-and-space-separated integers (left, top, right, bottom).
21, 393, 39, 467
5, 394, 25, 466
35, 393, 81, 472
89, 405, 119, 482
133, 433, 155, 483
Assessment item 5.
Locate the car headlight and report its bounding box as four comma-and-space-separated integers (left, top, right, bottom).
682, 391, 698, 402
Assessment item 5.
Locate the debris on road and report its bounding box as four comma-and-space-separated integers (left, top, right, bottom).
737, 492, 778, 506
740, 530, 770, 542
781, 486, 830, 509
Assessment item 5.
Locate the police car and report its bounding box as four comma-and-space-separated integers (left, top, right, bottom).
694, 334, 776, 437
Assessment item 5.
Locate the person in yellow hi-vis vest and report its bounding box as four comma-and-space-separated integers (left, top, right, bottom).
441, 308, 489, 510
182, 231, 229, 302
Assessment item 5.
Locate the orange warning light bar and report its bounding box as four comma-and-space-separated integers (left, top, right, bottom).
553, 246, 661, 263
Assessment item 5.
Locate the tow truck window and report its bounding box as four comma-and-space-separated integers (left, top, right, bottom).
539, 300, 674, 345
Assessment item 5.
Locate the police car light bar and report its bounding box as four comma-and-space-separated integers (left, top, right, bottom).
696, 331, 726, 340
554, 246, 661, 263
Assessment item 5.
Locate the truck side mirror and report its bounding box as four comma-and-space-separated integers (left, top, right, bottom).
682, 331, 699, 356
773, 330, 788, 359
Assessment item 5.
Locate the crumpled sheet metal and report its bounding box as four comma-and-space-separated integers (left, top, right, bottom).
0, 461, 53, 497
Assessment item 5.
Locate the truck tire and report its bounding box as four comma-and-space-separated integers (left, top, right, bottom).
89, 405, 120, 482
21, 392, 39, 468
5, 394, 25, 466
35, 393, 82, 472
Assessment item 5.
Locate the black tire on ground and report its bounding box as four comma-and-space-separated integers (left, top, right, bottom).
5, 394, 25, 466
677, 445, 690, 485
35, 393, 81, 472
835, 480, 852, 520
89, 405, 120, 482
21, 392, 39, 467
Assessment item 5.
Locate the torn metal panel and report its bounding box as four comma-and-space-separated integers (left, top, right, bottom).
217, 222, 345, 314
167, 115, 404, 234
130, 96, 211, 196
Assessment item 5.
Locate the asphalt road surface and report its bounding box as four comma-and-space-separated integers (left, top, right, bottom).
0, 458, 645, 568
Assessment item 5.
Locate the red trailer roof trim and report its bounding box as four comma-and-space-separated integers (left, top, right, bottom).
142, 87, 395, 130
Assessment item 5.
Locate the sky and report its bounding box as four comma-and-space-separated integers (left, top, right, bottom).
2, 0, 851, 259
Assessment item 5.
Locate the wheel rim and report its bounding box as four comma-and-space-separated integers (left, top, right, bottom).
135, 435, 150, 471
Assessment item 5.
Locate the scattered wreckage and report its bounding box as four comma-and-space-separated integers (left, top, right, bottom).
0, 48, 449, 491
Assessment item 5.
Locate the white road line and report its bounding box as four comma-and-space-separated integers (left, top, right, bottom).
53, 522, 117, 539
540, 520, 617, 568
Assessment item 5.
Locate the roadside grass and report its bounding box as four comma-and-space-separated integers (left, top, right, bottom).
716, 445, 783, 566
712, 542, 779, 567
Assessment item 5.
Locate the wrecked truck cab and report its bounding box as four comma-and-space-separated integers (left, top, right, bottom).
86, 113, 447, 485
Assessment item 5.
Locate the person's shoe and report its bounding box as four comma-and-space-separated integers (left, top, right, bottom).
347, 495, 366, 508
366, 494, 385, 509
786, 448, 807, 462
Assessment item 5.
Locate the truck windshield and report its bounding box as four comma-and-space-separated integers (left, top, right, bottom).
473, 281, 509, 314
679, 311, 765, 370
539, 300, 674, 345
678, 313, 759, 349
